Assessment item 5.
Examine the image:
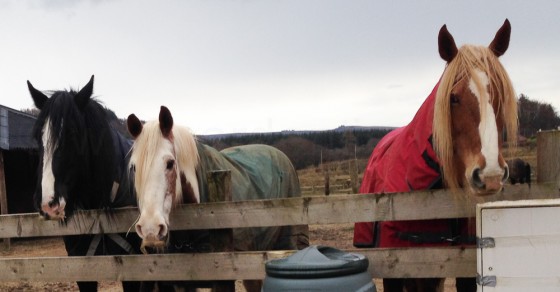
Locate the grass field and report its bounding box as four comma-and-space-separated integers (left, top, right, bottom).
298, 145, 537, 197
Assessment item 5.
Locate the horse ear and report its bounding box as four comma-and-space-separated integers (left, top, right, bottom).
127, 114, 143, 139
438, 24, 458, 63
27, 80, 48, 110
75, 75, 94, 110
159, 106, 174, 138
489, 19, 511, 57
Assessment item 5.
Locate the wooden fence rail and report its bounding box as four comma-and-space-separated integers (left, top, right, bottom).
0, 248, 475, 281
0, 183, 557, 281
0, 183, 557, 239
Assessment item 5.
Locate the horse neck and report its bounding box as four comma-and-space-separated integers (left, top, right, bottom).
108, 128, 136, 208
109, 128, 133, 179
80, 113, 117, 208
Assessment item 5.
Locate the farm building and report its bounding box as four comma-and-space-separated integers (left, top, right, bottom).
0, 104, 39, 215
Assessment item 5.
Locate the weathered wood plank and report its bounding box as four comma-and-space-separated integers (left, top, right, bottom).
207, 170, 234, 253
206, 170, 235, 291
0, 247, 475, 281
0, 207, 140, 238
0, 183, 557, 238
367, 247, 475, 278
537, 130, 560, 185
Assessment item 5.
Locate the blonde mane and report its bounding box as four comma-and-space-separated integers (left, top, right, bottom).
433, 45, 518, 191
129, 121, 200, 207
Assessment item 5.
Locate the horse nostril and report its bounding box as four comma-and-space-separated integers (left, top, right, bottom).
39, 210, 50, 220
157, 224, 168, 240
472, 168, 485, 189
502, 166, 509, 183
135, 224, 144, 238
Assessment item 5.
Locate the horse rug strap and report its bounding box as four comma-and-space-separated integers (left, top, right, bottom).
396, 231, 476, 245
86, 234, 102, 256
86, 234, 135, 256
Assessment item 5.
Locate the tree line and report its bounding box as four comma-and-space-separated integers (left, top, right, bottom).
18, 93, 558, 169
201, 129, 392, 170
202, 94, 560, 170
518, 94, 560, 138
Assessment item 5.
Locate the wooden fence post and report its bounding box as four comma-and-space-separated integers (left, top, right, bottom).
350, 158, 359, 194
324, 168, 330, 196
0, 150, 10, 250
207, 170, 235, 292
537, 130, 560, 189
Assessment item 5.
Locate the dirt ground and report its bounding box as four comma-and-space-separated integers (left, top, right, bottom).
0, 226, 354, 292
0, 224, 461, 292
0, 237, 121, 291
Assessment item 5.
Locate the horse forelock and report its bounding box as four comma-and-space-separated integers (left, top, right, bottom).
433, 45, 517, 192
130, 122, 200, 208
33, 92, 79, 151
34, 91, 111, 151
130, 122, 164, 207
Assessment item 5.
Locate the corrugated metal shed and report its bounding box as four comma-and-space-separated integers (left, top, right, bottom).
0, 105, 37, 150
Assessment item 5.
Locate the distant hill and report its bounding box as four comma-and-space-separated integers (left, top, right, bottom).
199, 125, 397, 170
199, 125, 397, 140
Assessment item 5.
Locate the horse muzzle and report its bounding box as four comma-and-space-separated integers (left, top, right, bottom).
470, 167, 508, 196
40, 198, 66, 220
135, 219, 169, 253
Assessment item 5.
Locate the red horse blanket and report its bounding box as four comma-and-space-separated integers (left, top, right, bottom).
353, 82, 474, 248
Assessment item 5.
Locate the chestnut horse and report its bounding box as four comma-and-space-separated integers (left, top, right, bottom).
354, 20, 517, 292
126, 106, 308, 291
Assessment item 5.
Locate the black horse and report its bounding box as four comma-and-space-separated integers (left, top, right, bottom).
28, 76, 142, 291
507, 158, 532, 188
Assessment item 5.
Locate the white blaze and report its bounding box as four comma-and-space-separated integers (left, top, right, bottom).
134, 143, 174, 241
41, 119, 66, 213
469, 70, 502, 176
41, 119, 55, 204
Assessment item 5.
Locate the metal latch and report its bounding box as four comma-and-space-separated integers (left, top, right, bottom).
477, 274, 497, 287
477, 237, 495, 248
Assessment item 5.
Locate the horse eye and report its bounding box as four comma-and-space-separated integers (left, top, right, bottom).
130, 164, 136, 172
166, 160, 175, 170
450, 94, 460, 105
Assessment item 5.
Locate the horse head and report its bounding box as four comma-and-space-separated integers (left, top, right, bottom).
433, 19, 518, 196
127, 106, 200, 250
28, 76, 115, 220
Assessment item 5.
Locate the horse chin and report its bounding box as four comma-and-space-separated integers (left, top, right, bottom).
140, 238, 168, 254
468, 180, 504, 197
39, 209, 66, 221
470, 187, 503, 197
51, 212, 66, 221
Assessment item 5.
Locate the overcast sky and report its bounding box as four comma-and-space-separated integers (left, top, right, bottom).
1, 0, 558, 135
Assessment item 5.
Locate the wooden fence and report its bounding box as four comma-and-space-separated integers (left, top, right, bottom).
0, 183, 558, 282
0, 130, 558, 282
